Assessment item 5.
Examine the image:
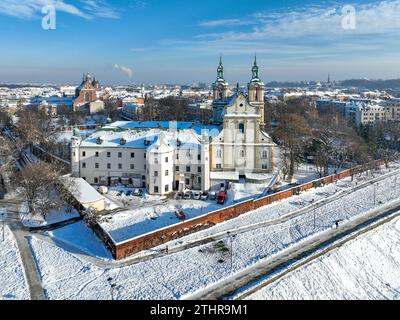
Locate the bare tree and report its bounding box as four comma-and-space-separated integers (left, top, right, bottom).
11, 162, 73, 218
273, 113, 311, 181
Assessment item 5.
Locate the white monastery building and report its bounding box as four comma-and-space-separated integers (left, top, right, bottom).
70, 57, 278, 195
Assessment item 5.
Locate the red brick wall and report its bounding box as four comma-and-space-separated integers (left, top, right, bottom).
97, 161, 382, 260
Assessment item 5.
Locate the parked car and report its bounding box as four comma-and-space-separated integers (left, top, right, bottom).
175, 210, 186, 221
193, 191, 201, 200
116, 191, 123, 197
200, 192, 208, 201
216, 191, 227, 204
126, 190, 132, 196
133, 188, 142, 197
97, 186, 108, 194
208, 191, 217, 200
175, 192, 184, 200
183, 191, 192, 200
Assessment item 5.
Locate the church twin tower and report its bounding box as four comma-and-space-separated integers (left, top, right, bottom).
212, 56, 265, 126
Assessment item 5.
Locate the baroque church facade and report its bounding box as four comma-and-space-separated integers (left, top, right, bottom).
209, 57, 276, 179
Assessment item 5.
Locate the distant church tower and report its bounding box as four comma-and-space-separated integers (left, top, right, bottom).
247, 55, 265, 126
211, 56, 230, 125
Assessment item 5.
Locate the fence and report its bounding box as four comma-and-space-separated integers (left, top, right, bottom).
96, 159, 384, 260
32, 145, 71, 174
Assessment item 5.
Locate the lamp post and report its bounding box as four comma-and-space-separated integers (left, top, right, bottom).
107, 277, 116, 300
227, 232, 236, 270
313, 205, 316, 231
1, 211, 6, 242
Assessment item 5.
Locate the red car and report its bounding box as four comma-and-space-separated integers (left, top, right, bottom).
175, 210, 186, 221
216, 191, 227, 204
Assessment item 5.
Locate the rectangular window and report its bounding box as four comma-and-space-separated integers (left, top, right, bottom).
95, 152, 99, 157
154, 171, 158, 177
185, 178, 190, 185
262, 164, 268, 170
144, 164, 146, 170
131, 152, 135, 158
82, 162, 86, 168
154, 157, 158, 164
186, 166, 190, 172
82, 151, 86, 157
165, 170, 169, 176
198, 154, 201, 161
165, 157, 169, 163
130, 164, 135, 170
107, 152, 111, 158
94, 177, 99, 184
118, 152, 122, 158
217, 150, 222, 158
95, 163, 99, 169
176, 154, 179, 160
107, 163, 111, 169
154, 186, 159, 193
216, 164, 222, 169
165, 185, 169, 192
197, 177, 201, 184
118, 164, 122, 170
175, 166, 179, 171
198, 166, 201, 173
262, 150, 268, 159
144, 153, 146, 158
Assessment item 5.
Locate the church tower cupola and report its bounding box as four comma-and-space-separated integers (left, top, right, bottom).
247, 55, 265, 125
213, 56, 229, 101
211, 56, 230, 125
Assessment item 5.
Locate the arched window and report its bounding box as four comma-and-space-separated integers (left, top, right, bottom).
219, 90, 223, 99
238, 123, 245, 134
85, 92, 90, 102
255, 91, 258, 101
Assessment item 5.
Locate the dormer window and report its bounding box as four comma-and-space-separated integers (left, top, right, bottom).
120, 138, 126, 145
96, 137, 103, 145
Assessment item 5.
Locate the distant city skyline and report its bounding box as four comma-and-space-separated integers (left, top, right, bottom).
1, 0, 400, 85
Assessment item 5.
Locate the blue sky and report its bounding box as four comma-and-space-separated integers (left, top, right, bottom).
0, 0, 400, 85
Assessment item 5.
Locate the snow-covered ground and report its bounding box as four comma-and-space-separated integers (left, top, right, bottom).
44, 221, 112, 260
246, 216, 400, 300
100, 196, 221, 243
0, 225, 29, 300
101, 185, 232, 243
26, 163, 400, 300
19, 203, 80, 228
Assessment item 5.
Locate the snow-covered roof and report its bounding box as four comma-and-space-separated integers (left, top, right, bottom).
210, 171, 239, 181
64, 177, 105, 204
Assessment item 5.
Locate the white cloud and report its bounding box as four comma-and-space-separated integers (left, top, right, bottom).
114, 64, 133, 79
81, 0, 119, 19
198, 1, 400, 41
198, 18, 253, 28
0, 0, 118, 20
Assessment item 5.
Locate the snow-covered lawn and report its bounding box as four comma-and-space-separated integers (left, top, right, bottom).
44, 221, 112, 260
27, 164, 400, 300
0, 225, 29, 300
100, 198, 220, 243
246, 216, 400, 300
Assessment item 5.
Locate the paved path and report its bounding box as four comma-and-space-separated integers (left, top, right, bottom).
184, 200, 400, 300
0, 196, 46, 300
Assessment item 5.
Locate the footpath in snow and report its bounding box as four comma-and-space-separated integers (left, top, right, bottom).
0, 225, 30, 300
